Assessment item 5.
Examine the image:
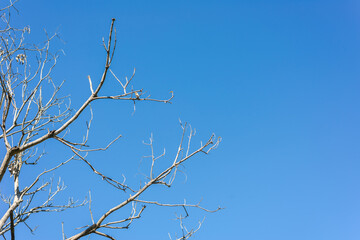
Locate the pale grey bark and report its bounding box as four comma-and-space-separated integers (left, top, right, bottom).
0, 2, 220, 239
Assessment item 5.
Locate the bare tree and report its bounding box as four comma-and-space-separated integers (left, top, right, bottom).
0, 2, 221, 240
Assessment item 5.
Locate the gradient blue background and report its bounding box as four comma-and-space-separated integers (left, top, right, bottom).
5, 0, 360, 239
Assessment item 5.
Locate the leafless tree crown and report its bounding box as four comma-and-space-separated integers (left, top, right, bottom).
0, 3, 221, 240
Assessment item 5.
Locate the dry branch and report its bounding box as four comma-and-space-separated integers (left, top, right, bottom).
0, 3, 220, 239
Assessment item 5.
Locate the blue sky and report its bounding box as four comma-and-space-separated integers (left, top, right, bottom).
6, 0, 360, 239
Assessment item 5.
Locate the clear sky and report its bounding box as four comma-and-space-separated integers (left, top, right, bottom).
7, 0, 360, 239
